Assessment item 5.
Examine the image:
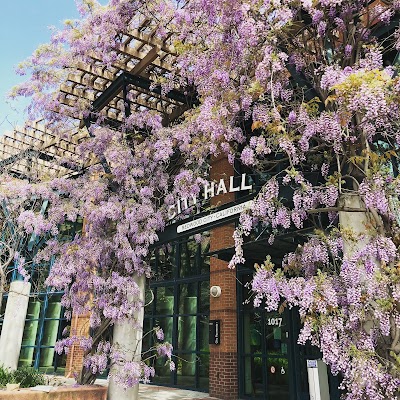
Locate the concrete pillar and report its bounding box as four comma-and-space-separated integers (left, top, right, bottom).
107, 274, 145, 400
0, 280, 31, 370
338, 193, 379, 335
338, 194, 370, 256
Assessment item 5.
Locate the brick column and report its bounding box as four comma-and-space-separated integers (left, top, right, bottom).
65, 313, 90, 377
209, 155, 238, 399
65, 217, 91, 378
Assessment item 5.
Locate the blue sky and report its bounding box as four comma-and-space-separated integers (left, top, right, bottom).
0, 1, 80, 132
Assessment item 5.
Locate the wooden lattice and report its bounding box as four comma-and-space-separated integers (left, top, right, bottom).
0, 121, 93, 180
59, 18, 187, 123
0, 17, 185, 180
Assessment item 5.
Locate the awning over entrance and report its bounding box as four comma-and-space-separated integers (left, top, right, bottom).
209, 229, 311, 266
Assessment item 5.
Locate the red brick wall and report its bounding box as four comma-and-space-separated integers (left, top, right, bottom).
65, 313, 90, 377
209, 155, 238, 399
65, 219, 91, 378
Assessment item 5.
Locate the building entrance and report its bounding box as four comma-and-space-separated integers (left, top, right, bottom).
237, 270, 342, 400
238, 271, 296, 399
144, 234, 210, 391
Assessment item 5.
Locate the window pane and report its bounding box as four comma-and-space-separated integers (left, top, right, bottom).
267, 357, 289, 400
40, 347, 56, 368
180, 241, 198, 277
243, 312, 263, 354
199, 315, 209, 352
265, 313, 289, 356
200, 237, 210, 275
176, 352, 196, 387
144, 287, 154, 314
142, 317, 152, 353
179, 283, 197, 314
243, 356, 264, 396
21, 320, 39, 346
155, 287, 174, 315
199, 281, 209, 314
18, 348, 36, 368
42, 319, 60, 346
55, 351, 67, 371
178, 316, 196, 351
26, 300, 41, 320
53, 320, 70, 374
0, 297, 7, 335
154, 317, 173, 343
30, 265, 50, 294
156, 247, 175, 281
45, 298, 62, 318
153, 356, 172, 385
240, 274, 255, 311
198, 353, 209, 390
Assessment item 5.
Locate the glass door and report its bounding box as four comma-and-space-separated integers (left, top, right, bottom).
238, 269, 343, 400
238, 271, 296, 400
143, 235, 210, 391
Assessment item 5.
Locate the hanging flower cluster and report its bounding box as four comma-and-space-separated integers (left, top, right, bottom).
3, 0, 400, 397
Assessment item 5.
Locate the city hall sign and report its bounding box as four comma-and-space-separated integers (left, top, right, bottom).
168, 173, 254, 233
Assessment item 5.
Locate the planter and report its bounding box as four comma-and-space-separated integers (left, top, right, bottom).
0, 384, 107, 400
6, 383, 20, 391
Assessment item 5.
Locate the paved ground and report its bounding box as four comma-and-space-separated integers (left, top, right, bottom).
48, 376, 220, 400
138, 384, 218, 400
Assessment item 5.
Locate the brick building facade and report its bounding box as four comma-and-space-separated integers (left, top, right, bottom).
0, 152, 342, 400
209, 155, 238, 399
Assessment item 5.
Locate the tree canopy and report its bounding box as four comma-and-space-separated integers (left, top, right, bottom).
2, 0, 400, 398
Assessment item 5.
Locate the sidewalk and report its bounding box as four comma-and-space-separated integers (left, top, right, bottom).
48, 376, 220, 400
139, 384, 218, 399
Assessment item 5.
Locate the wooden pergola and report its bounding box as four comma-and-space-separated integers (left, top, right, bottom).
59, 18, 191, 125
0, 18, 191, 180
0, 121, 92, 180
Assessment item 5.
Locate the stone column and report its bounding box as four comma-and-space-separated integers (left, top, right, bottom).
0, 280, 31, 370
107, 274, 145, 400
338, 194, 370, 255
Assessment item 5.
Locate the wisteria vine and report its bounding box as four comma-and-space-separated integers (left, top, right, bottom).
1, 0, 400, 398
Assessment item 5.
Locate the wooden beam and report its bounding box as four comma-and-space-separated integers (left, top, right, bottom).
126, 28, 177, 55
130, 45, 161, 75
116, 43, 174, 73
61, 80, 174, 115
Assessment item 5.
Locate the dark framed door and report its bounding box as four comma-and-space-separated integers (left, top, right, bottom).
237, 269, 342, 400
238, 269, 317, 400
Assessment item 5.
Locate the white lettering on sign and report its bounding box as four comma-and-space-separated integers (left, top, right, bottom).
204, 182, 215, 200
215, 320, 220, 344
267, 318, 283, 327
177, 201, 253, 234
216, 179, 227, 196
229, 176, 240, 192
168, 173, 253, 220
